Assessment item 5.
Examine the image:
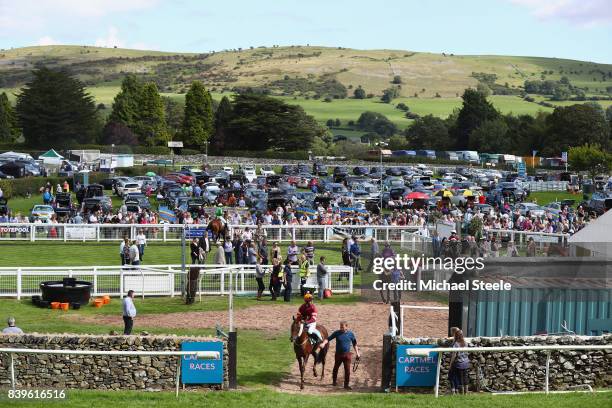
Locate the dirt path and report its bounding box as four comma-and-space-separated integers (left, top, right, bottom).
76, 301, 447, 393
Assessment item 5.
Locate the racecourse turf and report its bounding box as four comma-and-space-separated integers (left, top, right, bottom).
1, 388, 609, 407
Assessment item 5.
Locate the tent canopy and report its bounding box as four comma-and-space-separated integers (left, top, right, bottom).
39, 149, 64, 159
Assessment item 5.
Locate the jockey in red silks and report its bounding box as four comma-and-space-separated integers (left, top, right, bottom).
297, 292, 323, 345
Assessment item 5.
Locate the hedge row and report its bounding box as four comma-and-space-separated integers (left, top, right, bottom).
223, 150, 309, 160
0, 143, 202, 156
0, 173, 108, 199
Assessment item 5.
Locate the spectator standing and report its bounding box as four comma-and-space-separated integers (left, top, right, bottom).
283, 258, 293, 302
248, 242, 258, 264
349, 237, 361, 271
269, 258, 282, 300
449, 329, 470, 394
526, 237, 536, 257
190, 237, 200, 264
2, 317, 24, 334
129, 240, 140, 267
316, 256, 328, 300
255, 257, 266, 300
214, 243, 226, 265
287, 240, 299, 265
319, 321, 360, 390
136, 229, 147, 261
223, 239, 234, 264
122, 290, 137, 335
120, 237, 130, 266
299, 253, 310, 296
304, 241, 315, 265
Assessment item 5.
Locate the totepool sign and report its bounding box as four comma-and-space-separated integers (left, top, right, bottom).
396, 344, 438, 387
181, 341, 224, 384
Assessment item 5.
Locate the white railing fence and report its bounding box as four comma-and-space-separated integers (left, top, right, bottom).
0, 223, 421, 243
0, 264, 353, 299
402, 344, 612, 398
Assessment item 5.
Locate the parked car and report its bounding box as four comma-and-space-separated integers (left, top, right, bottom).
31, 205, 55, 221
260, 165, 275, 176
116, 181, 141, 198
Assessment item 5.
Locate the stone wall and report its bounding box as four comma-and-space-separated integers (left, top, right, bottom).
393, 335, 611, 392
0, 334, 228, 390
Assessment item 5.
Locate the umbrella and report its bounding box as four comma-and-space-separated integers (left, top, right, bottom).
407, 192, 429, 200
463, 190, 475, 197
146, 171, 156, 177
435, 190, 453, 198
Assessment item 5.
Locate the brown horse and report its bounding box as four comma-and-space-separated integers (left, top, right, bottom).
207, 218, 228, 242
290, 316, 329, 390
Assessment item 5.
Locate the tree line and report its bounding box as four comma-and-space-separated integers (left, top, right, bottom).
0, 68, 325, 152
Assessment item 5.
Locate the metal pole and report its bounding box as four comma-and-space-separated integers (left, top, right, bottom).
181, 226, 186, 297
434, 352, 442, 398
175, 357, 181, 398
229, 268, 234, 332
379, 149, 383, 211
545, 351, 551, 394
10, 353, 15, 390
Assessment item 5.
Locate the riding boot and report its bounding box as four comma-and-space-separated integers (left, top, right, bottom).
256, 290, 262, 300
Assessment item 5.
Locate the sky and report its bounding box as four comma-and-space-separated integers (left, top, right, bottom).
0, 0, 611, 63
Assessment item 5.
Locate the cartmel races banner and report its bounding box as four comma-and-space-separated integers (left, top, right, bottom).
396, 344, 439, 387
181, 341, 224, 384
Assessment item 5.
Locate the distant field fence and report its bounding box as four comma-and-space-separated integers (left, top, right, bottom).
0, 223, 421, 243
0, 264, 354, 299
525, 181, 569, 192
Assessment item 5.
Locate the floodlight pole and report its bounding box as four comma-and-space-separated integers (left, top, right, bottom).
379, 149, 383, 212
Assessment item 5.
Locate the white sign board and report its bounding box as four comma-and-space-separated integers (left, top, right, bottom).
168, 141, 184, 148
65, 226, 97, 240
123, 273, 173, 295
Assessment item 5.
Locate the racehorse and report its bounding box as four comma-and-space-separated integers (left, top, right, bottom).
208, 218, 228, 242
290, 316, 329, 390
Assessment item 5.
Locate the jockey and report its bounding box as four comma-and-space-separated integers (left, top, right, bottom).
215, 204, 226, 226
297, 292, 322, 344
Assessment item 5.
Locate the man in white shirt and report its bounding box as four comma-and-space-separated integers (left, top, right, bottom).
287, 240, 299, 265
2, 317, 24, 334
129, 240, 140, 266
122, 290, 137, 335
136, 230, 147, 261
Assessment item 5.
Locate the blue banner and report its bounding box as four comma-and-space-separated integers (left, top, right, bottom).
181, 341, 224, 385
184, 227, 208, 238
396, 344, 438, 387
158, 205, 177, 223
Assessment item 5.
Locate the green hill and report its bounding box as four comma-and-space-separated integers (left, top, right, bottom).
1, 45, 611, 126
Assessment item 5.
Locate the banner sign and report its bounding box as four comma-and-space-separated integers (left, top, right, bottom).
396, 344, 439, 387
181, 341, 224, 385
65, 226, 96, 240
0, 226, 29, 234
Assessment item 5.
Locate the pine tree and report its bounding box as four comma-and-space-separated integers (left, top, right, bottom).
182, 81, 214, 149
212, 96, 233, 152
109, 74, 143, 130
451, 88, 499, 149
136, 83, 168, 146
16, 67, 99, 148
0, 92, 19, 142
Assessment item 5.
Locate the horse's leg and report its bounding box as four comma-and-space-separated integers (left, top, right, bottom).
312, 352, 318, 377
320, 346, 327, 380
298, 356, 305, 390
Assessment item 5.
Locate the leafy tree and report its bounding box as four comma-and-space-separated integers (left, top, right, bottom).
353, 86, 366, 99
335, 118, 341, 127
101, 121, 138, 146
135, 83, 168, 146
584, 102, 605, 118
356, 111, 397, 136
392, 75, 402, 84
551, 85, 571, 101
451, 88, 499, 149
326, 119, 335, 127
163, 97, 184, 139
16, 67, 99, 148
405, 115, 451, 150
388, 134, 408, 150
476, 82, 491, 97
226, 94, 325, 151
544, 104, 610, 155
606, 105, 612, 122
0, 92, 19, 142
568, 144, 611, 180
109, 74, 143, 130
212, 96, 233, 152
381, 87, 399, 103
396, 102, 410, 112
469, 119, 510, 152
182, 81, 214, 149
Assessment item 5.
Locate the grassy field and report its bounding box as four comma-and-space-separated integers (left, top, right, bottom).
1, 389, 609, 408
